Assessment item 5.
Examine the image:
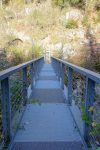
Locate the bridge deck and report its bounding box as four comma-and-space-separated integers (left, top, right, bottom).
12, 64, 84, 150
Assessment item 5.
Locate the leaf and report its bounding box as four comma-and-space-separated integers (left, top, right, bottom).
88, 106, 94, 112
92, 122, 97, 127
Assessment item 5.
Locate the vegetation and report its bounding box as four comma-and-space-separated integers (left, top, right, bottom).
29, 99, 42, 105
80, 105, 90, 124
65, 19, 78, 29
82, 16, 89, 27
11, 80, 23, 116
52, 0, 81, 7
0, 0, 99, 72
32, 44, 44, 58
91, 123, 100, 136
0, 0, 99, 149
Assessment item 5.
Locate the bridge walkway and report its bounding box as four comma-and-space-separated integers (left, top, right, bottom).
12, 63, 84, 150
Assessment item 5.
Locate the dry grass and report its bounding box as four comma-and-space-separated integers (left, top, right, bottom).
0, 0, 100, 69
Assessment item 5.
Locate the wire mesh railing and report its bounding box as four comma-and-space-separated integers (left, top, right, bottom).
51, 57, 100, 150
10, 71, 23, 117
9, 71, 24, 138
0, 83, 3, 149
0, 57, 44, 149
87, 83, 100, 149
27, 66, 31, 88
64, 67, 86, 136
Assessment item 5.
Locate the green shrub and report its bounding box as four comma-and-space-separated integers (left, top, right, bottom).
94, 62, 100, 72
91, 123, 100, 136
52, 0, 81, 7
80, 105, 90, 124
32, 44, 43, 58
65, 19, 78, 29
8, 45, 24, 65
68, 0, 81, 5
82, 16, 89, 27
52, 0, 64, 7
6, 43, 43, 66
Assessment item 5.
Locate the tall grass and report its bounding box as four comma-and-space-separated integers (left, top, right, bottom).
65, 19, 78, 29
6, 44, 43, 65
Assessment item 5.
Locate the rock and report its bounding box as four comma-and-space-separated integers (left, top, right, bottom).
54, 42, 63, 50
63, 43, 74, 59
13, 30, 31, 42
66, 9, 83, 20
25, 7, 32, 15
17, 32, 30, 42
75, 30, 85, 39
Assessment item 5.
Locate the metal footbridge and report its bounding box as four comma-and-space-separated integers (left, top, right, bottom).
0, 57, 100, 150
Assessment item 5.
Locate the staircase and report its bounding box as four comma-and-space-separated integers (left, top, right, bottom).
12, 64, 83, 150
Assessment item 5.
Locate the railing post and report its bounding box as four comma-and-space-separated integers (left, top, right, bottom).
38, 59, 42, 73
54, 60, 56, 75
34, 62, 38, 81
61, 63, 64, 89
1, 77, 12, 144
41, 58, 43, 69
52, 58, 54, 70
36, 61, 39, 75
23, 67, 27, 106
84, 77, 95, 141
55, 60, 57, 75
53, 59, 56, 74
30, 63, 34, 90
58, 62, 60, 81
68, 67, 73, 105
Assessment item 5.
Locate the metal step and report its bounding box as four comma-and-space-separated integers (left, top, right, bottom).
12, 141, 84, 150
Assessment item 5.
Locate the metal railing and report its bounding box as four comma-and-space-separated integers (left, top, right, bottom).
51, 57, 100, 149
0, 57, 44, 148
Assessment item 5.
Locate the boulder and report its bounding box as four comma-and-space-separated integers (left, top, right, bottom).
66, 9, 83, 20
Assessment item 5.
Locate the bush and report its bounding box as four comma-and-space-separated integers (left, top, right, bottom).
82, 16, 89, 27
68, 0, 81, 5
7, 45, 24, 65
65, 19, 78, 29
94, 62, 100, 72
52, 0, 81, 7
6, 42, 43, 66
52, 0, 64, 7
32, 44, 43, 58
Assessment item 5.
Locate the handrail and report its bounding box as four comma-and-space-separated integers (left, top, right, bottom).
51, 57, 100, 149
0, 57, 43, 80
0, 57, 44, 148
52, 57, 100, 83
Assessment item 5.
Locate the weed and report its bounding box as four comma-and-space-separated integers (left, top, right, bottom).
82, 16, 89, 27
29, 99, 42, 105
80, 105, 90, 124
65, 19, 78, 29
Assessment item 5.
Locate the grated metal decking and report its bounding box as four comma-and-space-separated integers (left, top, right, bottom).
12, 64, 84, 150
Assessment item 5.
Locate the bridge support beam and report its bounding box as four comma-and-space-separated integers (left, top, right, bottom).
84, 78, 95, 142
1, 77, 12, 144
